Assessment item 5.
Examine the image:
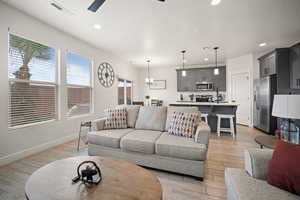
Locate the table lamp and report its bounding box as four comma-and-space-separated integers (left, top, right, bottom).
272, 95, 300, 144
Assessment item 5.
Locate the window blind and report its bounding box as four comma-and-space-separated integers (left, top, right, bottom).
66, 53, 92, 117
8, 34, 57, 128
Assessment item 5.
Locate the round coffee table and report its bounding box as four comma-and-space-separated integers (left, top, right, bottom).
25, 156, 162, 200
254, 135, 278, 149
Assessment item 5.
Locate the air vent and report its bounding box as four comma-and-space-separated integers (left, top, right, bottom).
49, 0, 75, 15
50, 2, 63, 11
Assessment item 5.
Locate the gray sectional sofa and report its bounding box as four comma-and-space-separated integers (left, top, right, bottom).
87, 105, 211, 179
225, 149, 300, 200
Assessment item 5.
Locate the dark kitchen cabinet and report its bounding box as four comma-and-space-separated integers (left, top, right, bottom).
213, 67, 226, 91
177, 66, 226, 92
258, 48, 290, 94
194, 68, 213, 83
290, 43, 300, 89
259, 52, 276, 77
177, 70, 197, 92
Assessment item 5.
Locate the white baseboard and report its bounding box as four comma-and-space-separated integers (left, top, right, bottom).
0, 134, 77, 167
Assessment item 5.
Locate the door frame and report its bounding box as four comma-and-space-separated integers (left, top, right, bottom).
231, 72, 251, 126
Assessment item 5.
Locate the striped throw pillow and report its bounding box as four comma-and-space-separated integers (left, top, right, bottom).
104, 108, 127, 129
168, 111, 199, 138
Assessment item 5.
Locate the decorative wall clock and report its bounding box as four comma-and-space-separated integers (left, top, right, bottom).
97, 62, 115, 88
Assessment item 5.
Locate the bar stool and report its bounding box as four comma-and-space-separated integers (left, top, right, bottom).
201, 113, 209, 123
216, 114, 235, 138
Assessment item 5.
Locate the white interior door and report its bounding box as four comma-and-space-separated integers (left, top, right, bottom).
231, 72, 250, 126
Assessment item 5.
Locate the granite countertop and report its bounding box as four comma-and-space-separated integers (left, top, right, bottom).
170, 101, 239, 106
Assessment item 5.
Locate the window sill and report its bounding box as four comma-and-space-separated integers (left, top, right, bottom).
67, 113, 94, 120
8, 119, 57, 131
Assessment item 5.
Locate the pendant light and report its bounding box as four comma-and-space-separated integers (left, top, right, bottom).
181, 50, 186, 77
145, 60, 154, 86
214, 47, 220, 75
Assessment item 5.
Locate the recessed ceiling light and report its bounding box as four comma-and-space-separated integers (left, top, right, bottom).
93, 24, 102, 30
211, 0, 222, 6
259, 42, 267, 47
204, 58, 209, 61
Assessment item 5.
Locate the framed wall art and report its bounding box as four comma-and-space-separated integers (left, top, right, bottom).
150, 80, 166, 90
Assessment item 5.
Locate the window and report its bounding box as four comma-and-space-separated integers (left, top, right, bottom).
8, 34, 57, 128
118, 78, 125, 105
126, 80, 133, 105
118, 78, 133, 105
66, 53, 92, 117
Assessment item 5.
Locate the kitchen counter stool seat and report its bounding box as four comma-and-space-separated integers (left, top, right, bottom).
216, 114, 235, 138
201, 113, 209, 123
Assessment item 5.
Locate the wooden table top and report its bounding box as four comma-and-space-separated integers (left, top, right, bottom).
254, 135, 278, 149
25, 156, 162, 200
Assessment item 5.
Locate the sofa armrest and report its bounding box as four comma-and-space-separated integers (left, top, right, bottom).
195, 122, 211, 145
91, 117, 106, 131
244, 149, 273, 180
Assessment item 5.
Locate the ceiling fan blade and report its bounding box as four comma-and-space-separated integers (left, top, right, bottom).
88, 0, 106, 12
157, 0, 165, 1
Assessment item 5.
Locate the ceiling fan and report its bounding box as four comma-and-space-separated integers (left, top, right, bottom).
88, 0, 165, 12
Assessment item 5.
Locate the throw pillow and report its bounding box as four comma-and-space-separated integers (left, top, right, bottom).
168, 111, 199, 138
104, 108, 127, 129
267, 140, 300, 195
165, 106, 200, 131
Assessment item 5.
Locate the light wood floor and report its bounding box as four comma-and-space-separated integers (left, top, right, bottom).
0, 125, 263, 200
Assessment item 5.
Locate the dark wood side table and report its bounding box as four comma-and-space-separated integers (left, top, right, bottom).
254, 135, 278, 149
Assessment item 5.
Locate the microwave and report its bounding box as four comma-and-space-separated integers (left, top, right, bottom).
195, 82, 214, 91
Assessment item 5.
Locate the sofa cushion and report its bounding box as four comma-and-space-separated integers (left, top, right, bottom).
267, 140, 300, 195
155, 132, 207, 161
165, 106, 199, 131
120, 130, 162, 154
135, 106, 167, 131
116, 105, 140, 128
87, 129, 134, 148
225, 168, 300, 200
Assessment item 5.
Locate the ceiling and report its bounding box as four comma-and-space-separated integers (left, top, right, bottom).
3, 0, 300, 67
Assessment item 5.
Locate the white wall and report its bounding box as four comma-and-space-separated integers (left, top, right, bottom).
226, 54, 254, 126
0, 2, 139, 165
138, 66, 177, 104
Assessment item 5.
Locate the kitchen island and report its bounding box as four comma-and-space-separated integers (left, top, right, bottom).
169, 101, 238, 133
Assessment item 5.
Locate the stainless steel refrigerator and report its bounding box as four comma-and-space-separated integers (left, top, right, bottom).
254, 75, 277, 134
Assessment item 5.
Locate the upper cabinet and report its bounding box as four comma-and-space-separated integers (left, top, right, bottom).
290, 43, 300, 89
258, 49, 290, 93
212, 67, 226, 91
177, 70, 197, 92
259, 52, 277, 77
177, 66, 226, 92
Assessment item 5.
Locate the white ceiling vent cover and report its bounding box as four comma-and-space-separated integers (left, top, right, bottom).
49, 0, 75, 15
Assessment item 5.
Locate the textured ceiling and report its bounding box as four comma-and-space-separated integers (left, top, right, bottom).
3, 0, 300, 67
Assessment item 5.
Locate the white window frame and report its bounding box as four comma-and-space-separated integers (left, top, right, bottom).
118, 78, 133, 105
65, 52, 93, 118
8, 33, 59, 129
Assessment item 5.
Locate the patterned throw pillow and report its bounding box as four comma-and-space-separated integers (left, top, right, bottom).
168, 111, 199, 138
104, 108, 127, 129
